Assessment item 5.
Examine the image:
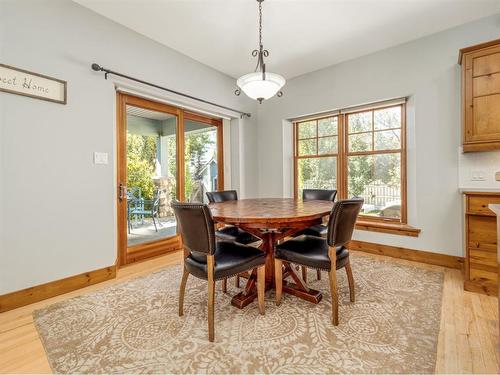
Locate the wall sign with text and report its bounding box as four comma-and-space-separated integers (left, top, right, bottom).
0, 64, 67, 104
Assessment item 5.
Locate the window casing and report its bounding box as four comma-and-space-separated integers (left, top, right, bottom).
294, 102, 406, 224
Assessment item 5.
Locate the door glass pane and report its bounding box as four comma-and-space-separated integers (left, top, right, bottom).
184, 119, 218, 203
297, 156, 337, 198
347, 153, 401, 219
126, 105, 177, 247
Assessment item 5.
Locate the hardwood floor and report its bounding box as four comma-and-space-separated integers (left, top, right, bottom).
0, 250, 498, 374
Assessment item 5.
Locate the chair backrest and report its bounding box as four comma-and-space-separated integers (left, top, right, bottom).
302, 189, 337, 202
206, 190, 238, 203
126, 186, 142, 201
171, 201, 216, 256
326, 197, 364, 248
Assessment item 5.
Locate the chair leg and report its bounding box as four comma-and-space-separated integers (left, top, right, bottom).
257, 266, 265, 315
152, 215, 158, 232
235, 275, 240, 288
317, 269, 321, 280
179, 269, 189, 316
328, 269, 339, 326
301, 266, 308, 283
207, 255, 215, 342
275, 259, 283, 305
345, 261, 355, 303
222, 278, 227, 293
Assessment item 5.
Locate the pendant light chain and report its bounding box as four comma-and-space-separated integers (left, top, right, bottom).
258, 0, 263, 49
254, 0, 268, 80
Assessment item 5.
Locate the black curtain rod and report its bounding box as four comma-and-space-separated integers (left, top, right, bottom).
91, 63, 251, 118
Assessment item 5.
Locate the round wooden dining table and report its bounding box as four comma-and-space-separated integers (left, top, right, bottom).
209, 198, 334, 309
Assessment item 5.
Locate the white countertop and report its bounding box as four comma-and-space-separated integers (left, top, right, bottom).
459, 187, 500, 193
489, 204, 500, 215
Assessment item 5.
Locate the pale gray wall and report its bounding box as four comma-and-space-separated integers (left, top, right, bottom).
0, 0, 258, 294
256, 14, 500, 257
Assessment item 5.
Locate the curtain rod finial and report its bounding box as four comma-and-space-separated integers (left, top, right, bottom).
91, 63, 102, 71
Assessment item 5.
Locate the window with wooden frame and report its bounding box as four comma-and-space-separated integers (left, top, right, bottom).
294, 100, 414, 235
294, 116, 339, 198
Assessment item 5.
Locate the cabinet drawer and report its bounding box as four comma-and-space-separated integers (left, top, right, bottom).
473, 72, 500, 97
473, 52, 500, 76
468, 195, 500, 214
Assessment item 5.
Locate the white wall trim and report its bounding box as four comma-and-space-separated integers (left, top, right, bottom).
282, 120, 294, 198
114, 78, 243, 120
222, 119, 232, 189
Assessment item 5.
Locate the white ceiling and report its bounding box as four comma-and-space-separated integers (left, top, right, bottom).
75, 0, 500, 79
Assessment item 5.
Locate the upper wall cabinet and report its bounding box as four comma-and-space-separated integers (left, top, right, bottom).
460, 38, 500, 153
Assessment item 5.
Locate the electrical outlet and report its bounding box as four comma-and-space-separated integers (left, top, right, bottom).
470, 170, 486, 181
496, 171, 500, 181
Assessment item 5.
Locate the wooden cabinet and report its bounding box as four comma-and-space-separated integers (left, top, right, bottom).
459, 39, 500, 152
464, 192, 499, 295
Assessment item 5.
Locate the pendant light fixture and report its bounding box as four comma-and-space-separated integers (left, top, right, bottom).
235, 0, 285, 103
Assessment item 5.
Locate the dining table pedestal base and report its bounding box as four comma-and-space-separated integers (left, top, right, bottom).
230, 268, 260, 309
229, 226, 324, 309
281, 261, 323, 304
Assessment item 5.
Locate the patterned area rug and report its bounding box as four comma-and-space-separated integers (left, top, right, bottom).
33, 254, 443, 374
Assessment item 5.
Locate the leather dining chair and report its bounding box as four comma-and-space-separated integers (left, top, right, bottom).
206, 190, 261, 290
299, 189, 337, 281
206, 190, 260, 245
301, 189, 337, 237
274, 197, 363, 326
171, 200, 266, 342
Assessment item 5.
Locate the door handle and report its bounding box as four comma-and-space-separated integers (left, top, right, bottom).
119, 183, 127, 202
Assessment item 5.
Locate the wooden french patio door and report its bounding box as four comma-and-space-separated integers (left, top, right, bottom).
116, 93, 224, 266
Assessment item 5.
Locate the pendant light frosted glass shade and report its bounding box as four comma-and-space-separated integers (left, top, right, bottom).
237, 72, 285, 101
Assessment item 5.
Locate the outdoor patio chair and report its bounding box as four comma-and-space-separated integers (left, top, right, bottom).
128, 188, 166, 233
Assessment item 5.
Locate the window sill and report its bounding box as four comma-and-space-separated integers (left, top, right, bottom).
355, 220, 421, 237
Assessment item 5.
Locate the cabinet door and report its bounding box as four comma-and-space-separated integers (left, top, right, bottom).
464, 46, 500, 144
467, 215, 498, 290
468, 215, 497, 250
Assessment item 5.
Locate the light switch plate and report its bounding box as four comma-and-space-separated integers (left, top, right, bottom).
496, 172, 500, 181
94, 152, 108, 165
